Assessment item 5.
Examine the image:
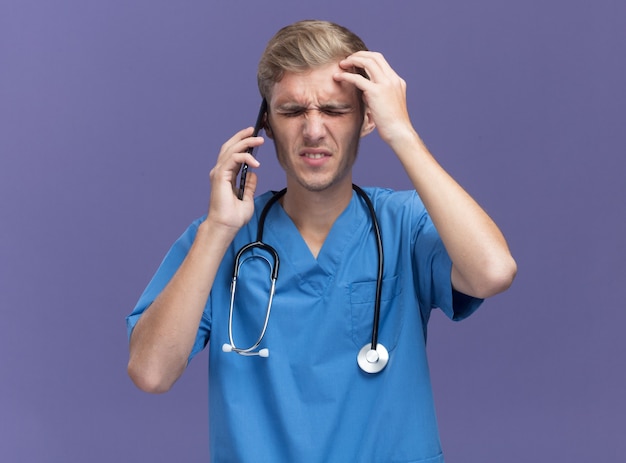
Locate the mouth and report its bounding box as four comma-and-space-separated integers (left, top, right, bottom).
300, 148, 331, 160
302, 152, 326, 160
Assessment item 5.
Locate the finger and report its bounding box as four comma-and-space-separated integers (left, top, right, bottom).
343, 50, 389, 69
216, 135, 264, 171
220, 150, 262, 181
210, 148, 262, 188
232, 151, 262, 170
218, 127, 255, 157
340, 51, 392, 81
333, 70, 373, 93
231, 137, 264, 162
241, 171, 258, 202
216, 127, 265, 165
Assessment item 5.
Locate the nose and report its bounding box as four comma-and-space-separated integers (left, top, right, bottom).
302, 111, 326, 143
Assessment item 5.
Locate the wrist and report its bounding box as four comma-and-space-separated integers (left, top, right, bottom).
387, 126, 426, 157
195, 218, 239, 249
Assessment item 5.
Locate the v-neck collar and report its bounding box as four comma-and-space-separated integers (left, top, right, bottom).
263, 190, 367, 293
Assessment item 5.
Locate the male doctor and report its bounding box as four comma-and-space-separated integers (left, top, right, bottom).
127, 20, 516, 463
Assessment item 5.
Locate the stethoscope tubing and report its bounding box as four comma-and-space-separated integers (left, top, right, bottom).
224, 185, 387, 372
227, 251, 278, 355
351, 184, 384, 351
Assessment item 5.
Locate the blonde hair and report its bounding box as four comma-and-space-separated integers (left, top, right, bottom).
257, 20, 368, 100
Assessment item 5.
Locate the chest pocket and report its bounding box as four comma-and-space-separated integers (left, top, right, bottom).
349, 275, 403, 351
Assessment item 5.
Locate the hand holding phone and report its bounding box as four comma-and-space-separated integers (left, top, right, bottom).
238, 99, 268, 200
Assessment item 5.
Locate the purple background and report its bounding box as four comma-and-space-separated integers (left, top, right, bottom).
1, 0, 624, 461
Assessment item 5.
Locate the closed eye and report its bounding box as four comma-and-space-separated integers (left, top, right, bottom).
322, 109, 350, 116
319, 104, 354, 116
276, 105, 354, 118
276, 106, 306, 117
281, 110, 305, 117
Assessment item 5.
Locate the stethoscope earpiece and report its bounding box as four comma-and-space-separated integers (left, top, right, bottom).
224, 185, 387, 374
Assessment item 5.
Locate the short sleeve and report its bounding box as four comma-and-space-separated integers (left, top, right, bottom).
125, 217, 211, 361
411, 198, 483, 322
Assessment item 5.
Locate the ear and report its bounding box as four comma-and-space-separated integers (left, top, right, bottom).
263, 113, 274, 139
359, 107, 375, 138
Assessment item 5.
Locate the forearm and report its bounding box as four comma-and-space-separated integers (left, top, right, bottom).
127, 125, 263, 392
335, 51, 516, 297
127, 220, 235, 393
391, 129, 517, 299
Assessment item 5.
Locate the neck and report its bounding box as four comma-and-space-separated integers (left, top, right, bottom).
281, 181, 354, 258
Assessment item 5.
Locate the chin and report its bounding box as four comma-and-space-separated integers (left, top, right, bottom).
297, 175, 349, 193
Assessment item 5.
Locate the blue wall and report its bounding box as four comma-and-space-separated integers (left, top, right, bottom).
1, 1, 624, 461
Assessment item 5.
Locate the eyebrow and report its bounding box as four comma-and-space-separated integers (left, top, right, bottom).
275, 102, 355, 112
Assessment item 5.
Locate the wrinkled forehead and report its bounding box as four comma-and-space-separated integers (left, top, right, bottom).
268, 62, 362, 107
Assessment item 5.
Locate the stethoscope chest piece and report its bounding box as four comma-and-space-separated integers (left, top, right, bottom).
357, 343, 389, 374
226, 185, 391, 374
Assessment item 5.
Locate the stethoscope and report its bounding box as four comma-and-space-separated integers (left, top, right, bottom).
222, 184, 388, 374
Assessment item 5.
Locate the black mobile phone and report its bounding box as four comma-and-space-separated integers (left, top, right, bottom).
238, 99, 268, 200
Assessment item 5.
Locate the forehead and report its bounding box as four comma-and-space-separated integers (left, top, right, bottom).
269, 62, 359, 106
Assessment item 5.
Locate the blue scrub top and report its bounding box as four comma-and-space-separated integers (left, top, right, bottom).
127, 188, 482, 463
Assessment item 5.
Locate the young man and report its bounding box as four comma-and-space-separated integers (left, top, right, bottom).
127, 20, 516, 462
